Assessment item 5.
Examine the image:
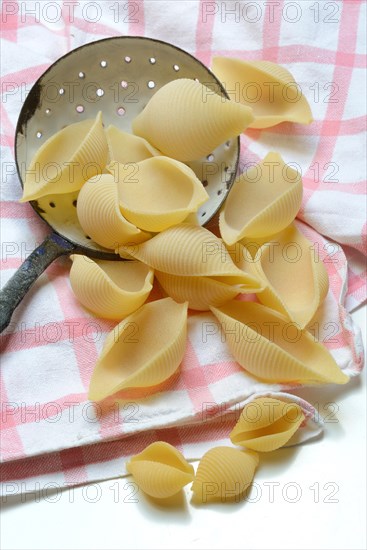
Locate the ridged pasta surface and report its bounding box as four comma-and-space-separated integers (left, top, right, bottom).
69, 255, 153, 320
88, 298, 188, 400
220, 152, 303, 245
212, 57, 313, 129
230, 397, 305, 452
106, 124, 160, 163
132, 78, 254, 161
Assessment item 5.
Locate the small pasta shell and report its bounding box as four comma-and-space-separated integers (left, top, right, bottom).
69, 255, 154, 320
106, 125, 160, 163
132, 78, 254, 162
156, 271, 261, 311
230, 397, 305, 452
118, 224, 257, 284
113, 157, 209, 232
191, 447, 259, 503
20, 112, 108, 202
220, 152, 303, 245
212, 57, 313, 128
210, 301, 349, 385
252, 224, 329, 328
76, 174, 150, 249
88, 298, 188, 401
126, 442, 194, 498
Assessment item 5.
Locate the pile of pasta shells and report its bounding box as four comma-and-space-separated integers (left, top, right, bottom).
21, 58, 348, 504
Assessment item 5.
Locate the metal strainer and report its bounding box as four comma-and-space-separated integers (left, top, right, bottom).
0, 36, 240, 332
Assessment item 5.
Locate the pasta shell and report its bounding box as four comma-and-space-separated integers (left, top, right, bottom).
155, 271, 261, 311
220, 152, 303, 245
20, 112, 108, 202
210, 301, 349, 385
69, 255, 154, 320
118, 224, 258, 284
88, 298, 188, 401
191, 447, 259, 503
106, 125, 160, 163
76, 174, 150, 249
212, 57, 313, 128
230, 397, 305, 452
132, 78, 254, 162
126, 442, 194, 498
252, 224, 329, 328
112, 157, 209, 232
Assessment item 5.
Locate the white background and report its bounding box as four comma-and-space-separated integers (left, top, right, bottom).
1, 306, 365, 550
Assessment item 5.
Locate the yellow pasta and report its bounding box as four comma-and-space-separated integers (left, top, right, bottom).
220, 152, 303, 245
251, 224, 329, 328
230, 397, 305, 452
118, 224, 261, 285
191, 447, 259, 503
210, 301, 349, 385
20, 112, 108, 202
76, 174, 150, 249
155, 271, 261, 311
106, 125, 160, 163
126, 442, 194, 498
69, 255, 153, 320
112, 157, 209, 232
132, 78, 254, 162
212, 57, 313, 128
88, 298, 188, 401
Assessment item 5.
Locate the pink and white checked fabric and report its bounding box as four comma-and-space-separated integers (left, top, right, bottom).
0, 0, 366, 494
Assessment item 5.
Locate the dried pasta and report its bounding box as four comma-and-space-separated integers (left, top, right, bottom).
210, 301, 349, 385
88, 298, 188, 401
220, 152, 303, 245
230, 397, 305, 452
76, 174, 150, 249
69, 255, 153, 320
191, 446, 259, 503
106, 124, 160, 163
251, 224, 329, 328
21, 112, 108, 202
212, 57, 313, 128
112, 157, 209, 232
126, 442, 194, 498
132, 78, 254, 161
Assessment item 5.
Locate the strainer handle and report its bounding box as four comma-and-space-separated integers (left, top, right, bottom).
0, 233, 75, 333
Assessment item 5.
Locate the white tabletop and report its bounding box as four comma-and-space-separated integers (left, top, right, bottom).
1, 305, 366, 550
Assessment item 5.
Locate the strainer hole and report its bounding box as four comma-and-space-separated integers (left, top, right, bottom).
100, 60, 107, 68
149, 57, 156, 64
117, 106, 126, 116
96, 88, 104, 97
76, 105, 84, 113
207, 153, 214, 161
72, 200, 77, 207
194, 78, 200, 82
225, 140, 231, 148
201, 212, 206, 217
78, 71, 85, 79
147, 80, 155, 89
36, 131, 42, 138
45, 108, 51, 115
217, 189, 222, 195
49, 202, 56, 208
121, 80, 128, 88
124, 56, 131, 63
173, 64, 180, 71
85, 235, 91, 240
202, 180, 208, 187
59, 88, 65, 95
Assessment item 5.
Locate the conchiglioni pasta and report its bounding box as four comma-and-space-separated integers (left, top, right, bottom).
191, 447, 259, 503
106, 125, 160, 163
88, 298, 188, 401
252, 224, 329, 328
76, 174, 150, 249
21, 112, 108, 202
126, 442, 194, 498
112, 157, 209, 232
220, 152, 303, 245
230, 397, 305, 452
155, 271, 261, 311
212, 57, 313, 128
132, 78, 254, 162
210, 301, 349, 385
69, 255, 153, 320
